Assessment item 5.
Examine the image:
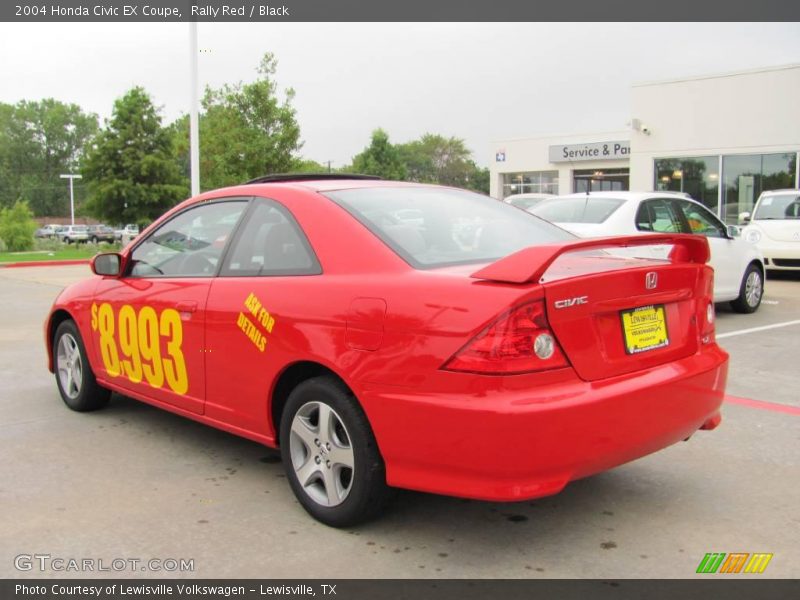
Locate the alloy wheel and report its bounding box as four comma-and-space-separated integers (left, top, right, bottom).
56, 333, 83, 400
289, 401, 355, 507
745, 270, 763, 307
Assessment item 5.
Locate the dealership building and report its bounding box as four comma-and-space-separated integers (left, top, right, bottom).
489, 64, 800, 224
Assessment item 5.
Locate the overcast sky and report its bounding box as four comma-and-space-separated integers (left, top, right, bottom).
1, 22, 799, 167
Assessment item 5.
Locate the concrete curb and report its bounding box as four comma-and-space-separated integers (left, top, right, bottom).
0, 259, 90, 269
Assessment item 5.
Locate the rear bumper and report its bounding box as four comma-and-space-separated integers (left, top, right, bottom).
362, 345, 728, 502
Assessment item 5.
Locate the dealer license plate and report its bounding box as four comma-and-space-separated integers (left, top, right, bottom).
620, 304, 669, 354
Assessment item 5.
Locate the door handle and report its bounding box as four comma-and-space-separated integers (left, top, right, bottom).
176, 301, 198, 313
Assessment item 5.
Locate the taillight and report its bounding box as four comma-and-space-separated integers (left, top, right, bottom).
700, 272, 715, 344
443, 301, 569, 374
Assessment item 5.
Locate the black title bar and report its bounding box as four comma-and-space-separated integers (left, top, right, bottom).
2, 0, 794, 22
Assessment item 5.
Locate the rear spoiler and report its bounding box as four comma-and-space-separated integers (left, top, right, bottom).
471, 234, 710, 284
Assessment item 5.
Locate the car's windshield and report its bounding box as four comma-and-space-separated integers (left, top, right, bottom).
325, 186, 574, 269
754, 194, 800, 220
72, 225, 88, 232
530, 196, 625, 224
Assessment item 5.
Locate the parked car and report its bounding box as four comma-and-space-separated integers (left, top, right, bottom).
35, 224, 62, 239
504, 192, 554, 211
739, 189, 800, 271
55, 225, 89, 244
86, 224, 116, 244
45, 175, 727, 527
114, 224, 140, 241
530, 191, 765, 313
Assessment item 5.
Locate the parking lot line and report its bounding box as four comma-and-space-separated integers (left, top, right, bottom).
725, 395, 800, 416
717, 319, 800, 340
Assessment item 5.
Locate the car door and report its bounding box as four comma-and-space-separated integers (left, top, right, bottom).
672, 199, 741, 300
90, 198, 249, 415
203, 197, 322, 436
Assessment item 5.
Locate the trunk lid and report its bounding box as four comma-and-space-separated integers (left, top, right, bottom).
471, 235, 712, 381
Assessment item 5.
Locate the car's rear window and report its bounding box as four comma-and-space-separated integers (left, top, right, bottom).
531, 197, 625, 224
508, 197, 545, 210
754, 194, 800, 220
324, 186, 573, 269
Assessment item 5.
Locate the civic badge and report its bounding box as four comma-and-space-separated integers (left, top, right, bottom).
645, 272, 658, 290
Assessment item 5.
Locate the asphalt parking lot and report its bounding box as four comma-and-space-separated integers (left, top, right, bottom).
1, 264, 798, 579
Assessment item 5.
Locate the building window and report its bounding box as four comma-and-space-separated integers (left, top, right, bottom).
654, 156, 719, 214
573, 168, 629, 193
722, 153, 797, 224
502, 171, 558, 198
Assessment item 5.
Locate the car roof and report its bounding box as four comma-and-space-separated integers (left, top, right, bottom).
189, 177, 443, 207
554, 191, 692, 202
505, 193, 554, 200
759, 189, 800, 196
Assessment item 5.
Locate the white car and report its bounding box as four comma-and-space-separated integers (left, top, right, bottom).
114, 224, 140, 240
55, 225, 89, 244
740, 189, 800, 272
35, 223, 61, 238
504, 192, 554, 211
530, 191, 765, 313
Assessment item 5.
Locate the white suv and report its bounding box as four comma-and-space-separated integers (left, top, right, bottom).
740, 189, 800, 271
55, 225, 89, 244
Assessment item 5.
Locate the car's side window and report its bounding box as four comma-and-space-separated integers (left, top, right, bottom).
129, 200, 247, 277
220, 199, 321, 277
675, 200, 726, 238
636, 199, 683, 233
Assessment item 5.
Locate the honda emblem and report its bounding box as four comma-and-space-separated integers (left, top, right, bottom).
645, 272, 658, 290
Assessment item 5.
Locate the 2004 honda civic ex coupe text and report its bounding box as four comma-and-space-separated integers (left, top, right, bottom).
44, 175, 728, 527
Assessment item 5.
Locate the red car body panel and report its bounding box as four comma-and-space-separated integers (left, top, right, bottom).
45, 180, 728, 502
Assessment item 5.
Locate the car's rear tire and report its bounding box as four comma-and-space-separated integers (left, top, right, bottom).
53, 320, 110, 412
730, 263, 763, 314
279, 376, 393, 527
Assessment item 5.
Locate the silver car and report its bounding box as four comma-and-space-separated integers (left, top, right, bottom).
56, 225, 89, 244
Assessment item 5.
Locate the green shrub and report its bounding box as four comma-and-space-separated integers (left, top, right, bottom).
0, 201, 38, 251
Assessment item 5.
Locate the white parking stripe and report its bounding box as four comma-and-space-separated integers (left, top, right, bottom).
717, 319, 800, 339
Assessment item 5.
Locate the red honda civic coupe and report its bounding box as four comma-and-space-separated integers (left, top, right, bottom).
45, 175, 728, 526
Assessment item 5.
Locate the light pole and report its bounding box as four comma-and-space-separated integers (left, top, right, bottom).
60, 174, 82, 225
189, 22, 200, 196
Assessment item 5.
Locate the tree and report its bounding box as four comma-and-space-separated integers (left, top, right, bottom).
350, 129, 407, 180
396, 133, 489, 194
292, 158, 333, 173
172, 52, 303, 190
0, 99, 97, 215
397, 134, 472, 185
465, 162, 490, 195
83, 87, 187, 225
0, 201, 37, 251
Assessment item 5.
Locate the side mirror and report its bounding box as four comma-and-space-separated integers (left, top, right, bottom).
91, 253, 122, 277
738, 212, 751, 224
726, 224, 741, 238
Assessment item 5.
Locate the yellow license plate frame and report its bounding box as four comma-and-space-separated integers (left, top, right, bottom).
620, 304, 669, 355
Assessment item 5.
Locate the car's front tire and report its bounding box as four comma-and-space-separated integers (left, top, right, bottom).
279, 377, 393, 527
53, 320, 110, 412
730, 263, 763, 313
